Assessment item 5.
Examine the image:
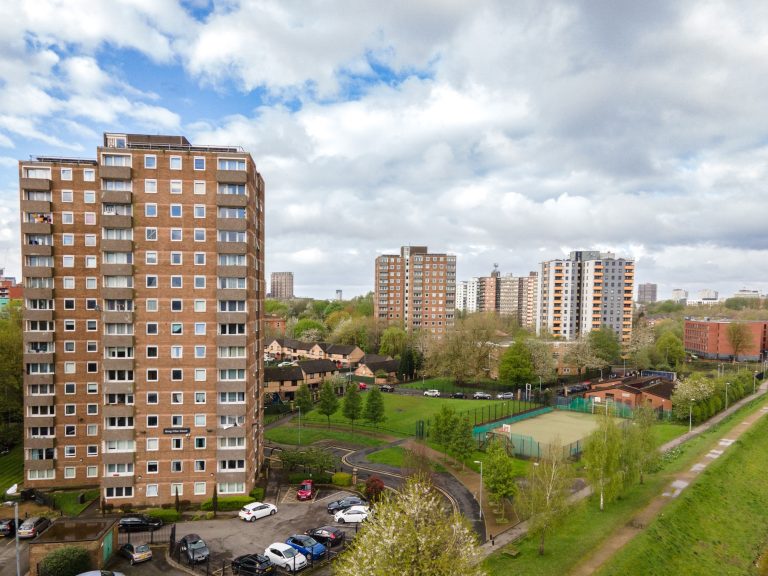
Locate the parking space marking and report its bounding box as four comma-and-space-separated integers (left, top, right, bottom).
315, 490, 349, 503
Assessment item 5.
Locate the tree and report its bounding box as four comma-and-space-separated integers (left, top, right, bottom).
517, 439, 574, 555
334, 475, 485, 576
633, 404, 660, 484
583, 413, 623, 511
450, 417, 475, 469
498, 340, 535, 386
379, 326, 408, 358
212, 484, 219, 518
671, 375, 714, 422
293, 318, 326, 341
483, 437, 518, 520
727, 322, 754, 362
398, 347, 418, 380
654, 332, 685, 368
589, 327, 621, 363
431, 405, 459, 452
39, 546, 92, 576
295, 383, 313, 416
364, 476, 385, 502
363, 387, 386, 428
317, 380, 340, 428
425, 314, 500, 385
342, 383, 363, 432
526, 339, 557, 386
0, 301, 23, 447
564, 337, 605, 375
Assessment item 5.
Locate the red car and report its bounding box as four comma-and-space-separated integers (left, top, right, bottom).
296, 479, 315, 501
358, 383, 367, 390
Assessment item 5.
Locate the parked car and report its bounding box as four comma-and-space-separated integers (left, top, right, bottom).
496, 392, 515, 400
358, 382, 367, 390
380, 384, 395, 393
0, 518, 16, 537
264, 542, 308, 572
239, 501, 278, 522
278, 361, 296, 367
285, 534, 327, 560
118, 514, 163, 532
305, 526, 345, 547
326, 495, 367, 515
178, 534, 210, 564
450, 392, 466, 399
473, 391, 492, 400
120, 542, 153, 565
231, 553, 274, 575
334, 505, 369, 524
423, 389, 440, 397
17, 516, 50, 539
296, 479, 315, 501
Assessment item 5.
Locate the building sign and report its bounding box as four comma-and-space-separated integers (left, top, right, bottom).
163, 427, 190, 435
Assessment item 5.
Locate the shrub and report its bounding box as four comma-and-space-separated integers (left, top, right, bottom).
249, 487, 265, 501
287, 472, 332, 484
161, 503, 173, 509
364, 476, 385, 501
205, 511, 215, 520
201, 495, 254, 512
332, 472, 352, 487
145, 508, 180, 523
119, 503, 132, 512
40, 546, 92, 576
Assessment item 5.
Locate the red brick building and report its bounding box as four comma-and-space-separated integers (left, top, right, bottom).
584, 376, 674, 412
684, 319, 768, 361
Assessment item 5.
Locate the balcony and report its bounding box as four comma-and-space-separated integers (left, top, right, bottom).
103, 452, 135, 465
27, 416, 55, 427
26, 374, 54, 386
216, 170, 247, 184
20, 177, 51, 191
101, 190, 132, 204
102, 214, 132, 228
216, 288, 247, 300
26, 459, 55, 471
24, 310, 53, 322
217, 241, 247, 255
103, 404, 135, 418
101, 239, 133, 252
217, 218, 247, 232
217, 312, 247, 324
101, 263, 133, 276
102, 476, 134, 488
23, 352, 54, 364
216, 193, 248, 208
216, 448, 246, 461
216, 357, 247, 371
23, 244, 53, 257
217, 404, 247, 417
217, 334, 247, 347
216, 265, 247, 277
102, 428, 135, 442
26, 395, 55, 407
100, 165, 132, 180
103, 335, 134, 348
24, 288, 53, 300
216, 470, 246, 483
23, 332, 53, 343
101, 287, 134, 301
23, 266, 53, 279
21, 199, 52, 213
103, 381, 134, 395
21, 222, 51, 235
103, 357, 135, 371
26, 437, 55, 450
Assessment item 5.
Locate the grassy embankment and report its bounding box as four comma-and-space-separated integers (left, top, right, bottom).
0, 446, 23, 496
483, 397, 765, 576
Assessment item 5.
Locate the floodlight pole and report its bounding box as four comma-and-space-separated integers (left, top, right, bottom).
474, 460, 483, 521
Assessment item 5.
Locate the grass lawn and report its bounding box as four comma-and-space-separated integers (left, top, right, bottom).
53, 489, 100, 516
366, 446, 407, 467
483, 396, 768, 576
302, 393, 527, 436
597, 410, 768, 576
401, 377, 513, 394
264, 425, 387, 447
652, 422, 688, 447
0, 446, 23, 496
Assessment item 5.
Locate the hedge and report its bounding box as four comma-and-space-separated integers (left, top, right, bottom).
287, 472, 332, 484
332, 472, 352, 487
201, 495, 254, 511
249, 487, 265, 501
40, 546, 91, 576
145, 508, 180, 523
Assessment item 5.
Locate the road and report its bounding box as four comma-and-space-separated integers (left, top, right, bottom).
0, 533, 27, 576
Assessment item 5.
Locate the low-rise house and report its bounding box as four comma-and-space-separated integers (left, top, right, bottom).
264, 359, 340, 401
267, 338, 364, 365
355, 359, 400, 383
584, 376, 674, 412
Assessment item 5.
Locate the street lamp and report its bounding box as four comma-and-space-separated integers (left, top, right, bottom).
725, 382, 730, 411
754, 371, 758, 395
4, 500, 19, 576
688, 402, 693, 433
473, 460, 483, 521
298, 404, 302, 446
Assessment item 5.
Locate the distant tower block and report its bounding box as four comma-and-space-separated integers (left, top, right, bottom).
336, 289, 343, 301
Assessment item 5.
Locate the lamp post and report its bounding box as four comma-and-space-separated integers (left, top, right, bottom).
688, 402, 693, 433
4, 501, 19, 576
298, 405, 302, 446
725, 382, 730, 411
473, 460, 483, 521
538, 376, 542, 394
754, 371, 758, 395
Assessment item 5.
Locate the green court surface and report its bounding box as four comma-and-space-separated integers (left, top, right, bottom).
493, 410, 601, 446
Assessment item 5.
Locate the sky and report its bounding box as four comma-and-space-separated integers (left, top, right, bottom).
1, 0, 767, 301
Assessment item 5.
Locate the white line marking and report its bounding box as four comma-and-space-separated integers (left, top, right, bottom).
691, 463, 706, 472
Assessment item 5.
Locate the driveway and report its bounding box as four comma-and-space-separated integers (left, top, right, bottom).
0, 534, 27, 576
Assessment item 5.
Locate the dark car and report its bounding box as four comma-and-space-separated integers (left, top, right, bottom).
0, 518, 16, 537
326, 496, 367, 515
17, 516, 50, 539
305, 526, 345, 547
179, 534, 210, 564
231, 553, 274, 575
118, 514, 163, 533
450, 392, 466, 399
380, 384, 395, 393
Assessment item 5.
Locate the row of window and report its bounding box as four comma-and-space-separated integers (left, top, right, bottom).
28, 362, 249, 382
27, 407, 246, 430
23, 156, 246, 179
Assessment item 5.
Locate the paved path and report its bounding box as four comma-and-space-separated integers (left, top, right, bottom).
476, 381, 768, 561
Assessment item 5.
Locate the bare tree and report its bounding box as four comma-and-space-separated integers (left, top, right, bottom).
726, 322, 754, 362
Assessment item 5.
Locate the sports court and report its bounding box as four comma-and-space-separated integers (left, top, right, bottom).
498, 409, 600, 446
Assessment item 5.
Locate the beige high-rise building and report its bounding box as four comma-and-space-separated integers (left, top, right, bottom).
19, 133, 265, 506
374, 246, 456, 334
536, 251, 634, 343
270, 272, 294, 299
499, 271, 538, 329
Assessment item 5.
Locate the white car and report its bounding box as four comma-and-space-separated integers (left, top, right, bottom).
264, 542, 308, 572
423, 389, 440, 397
334, 505, 370, 524
238, 502, 277, 522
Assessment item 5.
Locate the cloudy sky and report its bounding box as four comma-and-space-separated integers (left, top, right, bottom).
1, 0, 767, 300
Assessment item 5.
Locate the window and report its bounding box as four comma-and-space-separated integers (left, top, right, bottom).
85, 256, 97, 268
146, 276, 158, 289
171, 414, 183, 427
147, 392, 158, 404
194, 414, 206, 427
144, 155, 157, 169
194, 276, 206, 289
84, 234, 96, 246
219, 300, 246, 312
105, 487, 133, 499
62, 212, 74, 225
194, 253, 206, 265
218, 184, 245, 195
62, 255, 74, 268
145, 204, 157, 217
84, 190, 95, 203
146, 438, 159, 451
193, 157, 205, 170
170, 229, 182, 241
62, 233, 74, 246
87, 382, 98, 394
218, 437, 245, 449
61, 167, 73, 180
87, 466, 97, 478
145, 251, 157, 265
194, 229, 205, 241
61, 190, 73, 203
171, 324, 183, 336
218, 207, 246, 218
171, 345, 183, 358
86, 277, 97, 289
63, 277, 75, 289
65, 404, 76, 415
194, 392, 206, 404
147, 461, 158, 474
218, 231, 246, 243
194, 368, 206, 381
146, 369, 158, 381
171, 392, 183, 404
86, 320, 97, 332
218, 483, 245, 494
194, 460, 206, 472
172, 438, 183, 450
169, 156, 181, 170
146, 299, 158, 312
87, 403, 98, 415
65, 425, 75, 436
171, 276, 182, 288
194, 205, 206, 218
64, 382, 76, 394
146, 228, 157, 241
64, 320, 75, 331
84, 212, 96, 225
64, 467, 75, 479
194, 482, 206, 495
145, 179, 157, 193
83, 168, 95, 182
171, 299, 183, 311
87, 445, 98, 456
194, 323, 206, 335
146, 346, 158, 358
170, 180, 182, 194
170, 204, 182, 218
218, 254, 246, 266
219, 277, 246, 289
195, 346, 206, 359
87, 341, 98, 353
64, 299, 75, 310
171, 369, 183, 381
147, 415, 158, 427
219, 391, 246, 403
194, 181, 206, 195
102, 154, 130, 166
218, 158, 246, 170
64, 361, 75, 374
